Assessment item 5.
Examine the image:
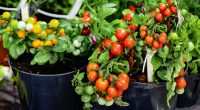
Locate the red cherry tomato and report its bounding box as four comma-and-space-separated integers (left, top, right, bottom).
129, 5, 136, 13
176, 77, 186, 89
111, 42, 124, 56
140, 31, 147, 38
145, 35, 154, 45
123, 13, 133, 21
170, 6, 177, 14
155, 13, 164, 22
129, 24, 137, 30
123, 37, 135, 48
164, 9, 172, 17
158, 4, 167, 12
139, 25, 148, 32
102, 38, 113, 49
115, 29, 128, 41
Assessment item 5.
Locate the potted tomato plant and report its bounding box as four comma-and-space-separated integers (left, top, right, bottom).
0, 1, 102, 109
72, 0, 194, 110
175, 9, 200, 107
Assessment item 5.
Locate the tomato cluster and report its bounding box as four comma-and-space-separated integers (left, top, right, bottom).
87, 62, 130, 102
139, 25, 168, 51
175, 68, 187, 94
155, 1, 177, 22
81, 10, 91, 36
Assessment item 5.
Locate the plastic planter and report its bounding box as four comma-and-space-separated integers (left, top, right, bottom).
176, 74, 200, 107
111, 82, 177, 110
9, 56, 87, 110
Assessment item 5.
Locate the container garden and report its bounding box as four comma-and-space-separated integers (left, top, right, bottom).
0, 1, 94, 109
72, 1, 194, 110
176, 74, 200, 107
10, 54, 87, 110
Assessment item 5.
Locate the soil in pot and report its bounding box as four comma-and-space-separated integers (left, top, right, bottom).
10, 54, 88, 110
176, 74, 200, 107
11, 53, 88, 75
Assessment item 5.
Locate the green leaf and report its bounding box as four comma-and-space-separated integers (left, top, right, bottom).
151, 56, 162, 71
157, 69, 172, 81
77, 72, 85, 81
32, 50, 51, 65
158, 46, 169, 59
122, 9, 133, 15
49, 53, 58, 64
100, 7, 117, 19
88, 49, 99, 63
98, 50, 109, 63
16, 44, 26, 56
9, 44, 18, 59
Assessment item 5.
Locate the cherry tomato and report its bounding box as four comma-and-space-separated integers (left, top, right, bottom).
95, 78, 109, 92
83, 16, 92, 23
107, 86, 118, 98
82, 10, 90, 18
178, 69, 185, 77
87, 63, 100, 72
48, 19, 59, 28
118, 73, 130, 82
111, 42, 124, 56
123, 13, 133, 21
88, 71, 98, 82
151, 47, 157, 51
123, 37, 135, 48
176, 77, 186, 89
129, 5, 136, 13
140, 31, 147, 38
116, 89, 123, 97
105, 95, 113, 101
115, 78, 129, 91
102, 38, 113, 49
145, 35, 154, 45
115, 29, 128, 41
153, 33, 159, 39
108, 74, 117, 83
164, 9, 172, 17
167, 1, 174, 6
170, 6, 177, 14
153, 41, 160, 49
158, 32, 167, 44
81, 27, 91, 35
139, 25, 148, 32
2, 12, 10, 19
32, 39, 41, 48
151, 10, 157, 16
158, 4, 167, 12
129, 24, 137, 30
155, 13, 164, 22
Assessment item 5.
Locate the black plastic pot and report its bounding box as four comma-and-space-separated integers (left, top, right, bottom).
110, 82, 177, 110
9, 55, 87, 110
176, 74, 200, 107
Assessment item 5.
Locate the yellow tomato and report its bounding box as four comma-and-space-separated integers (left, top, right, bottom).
32, 39, 41, 48
2, 12, 10, 19
17, 30, 26, 39
48, 19, 59, 28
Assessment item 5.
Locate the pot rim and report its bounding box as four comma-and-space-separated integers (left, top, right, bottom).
8, 58, 86, 77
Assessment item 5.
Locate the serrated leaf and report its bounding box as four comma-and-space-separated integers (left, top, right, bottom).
77, 72, 85, 81
151, 56, 162, 71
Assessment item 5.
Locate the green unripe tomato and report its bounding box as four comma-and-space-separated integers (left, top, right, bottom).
81, 95, 91, 103
85, 86, 94, 95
